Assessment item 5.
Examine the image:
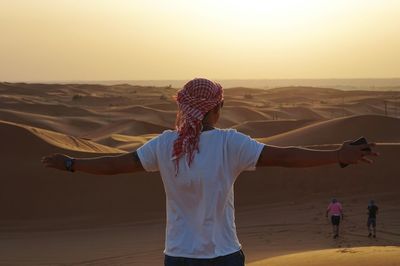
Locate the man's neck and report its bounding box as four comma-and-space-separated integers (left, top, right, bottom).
201, 123, 215, 132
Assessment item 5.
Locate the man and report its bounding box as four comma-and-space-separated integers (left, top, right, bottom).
42, 78, 377, 266
367, 200, 379, 238
326, 198, 344, 239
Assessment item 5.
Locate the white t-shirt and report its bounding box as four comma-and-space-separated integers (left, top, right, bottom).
137, 128, 264, 258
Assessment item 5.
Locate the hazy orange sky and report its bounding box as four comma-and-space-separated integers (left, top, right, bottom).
1, 0, 399, 81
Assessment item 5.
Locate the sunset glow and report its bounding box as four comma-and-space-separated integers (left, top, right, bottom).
1, 0, 399, 81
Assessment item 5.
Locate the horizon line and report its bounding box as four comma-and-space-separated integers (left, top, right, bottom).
2, 77, 400, 83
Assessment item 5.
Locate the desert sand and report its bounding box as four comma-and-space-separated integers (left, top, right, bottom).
248, 246, 400, 266
0, 82, 399, 265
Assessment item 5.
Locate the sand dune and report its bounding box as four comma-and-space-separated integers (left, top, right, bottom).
223, 87, 267, 96
108, 105, 176, 127
233, 119, 312, 138
0, 120, 123, 154
80, 119, 170, 147
0, 101, 97, 116
110, 133, 158, 150
2, 117, 399, 221
278, 106, 325, 120
248, 246, 400, 266
0, 109, 106, 136
223, 99, 263, 107
262, 115, 400, 146
342, 102, 385, 115
219, 106, 271, 127
0, 120, 164, 222
268, 86, 342, 94
236, 144, 400, 208
144, 102, 177, 111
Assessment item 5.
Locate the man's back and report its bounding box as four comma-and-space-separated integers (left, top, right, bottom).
137, 128, 264, 258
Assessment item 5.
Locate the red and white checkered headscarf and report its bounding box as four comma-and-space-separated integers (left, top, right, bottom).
172, 78, 224, 173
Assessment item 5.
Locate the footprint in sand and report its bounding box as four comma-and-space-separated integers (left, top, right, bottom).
337, 248, 358, 254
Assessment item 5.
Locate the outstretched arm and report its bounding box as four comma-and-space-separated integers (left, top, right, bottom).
257, 141, 377, 168
41, 151, 144, 175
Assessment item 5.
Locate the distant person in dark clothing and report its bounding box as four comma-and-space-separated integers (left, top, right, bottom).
367, 200, 379, 238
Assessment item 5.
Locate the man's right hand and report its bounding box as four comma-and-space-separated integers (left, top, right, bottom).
337, 140, 378, 165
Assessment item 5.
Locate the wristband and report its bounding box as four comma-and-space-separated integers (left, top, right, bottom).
65, 158, 75, 172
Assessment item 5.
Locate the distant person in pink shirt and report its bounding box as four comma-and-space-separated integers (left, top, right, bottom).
326, 198, 343, 239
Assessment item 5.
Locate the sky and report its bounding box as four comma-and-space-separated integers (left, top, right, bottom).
1, 0, 399, 81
